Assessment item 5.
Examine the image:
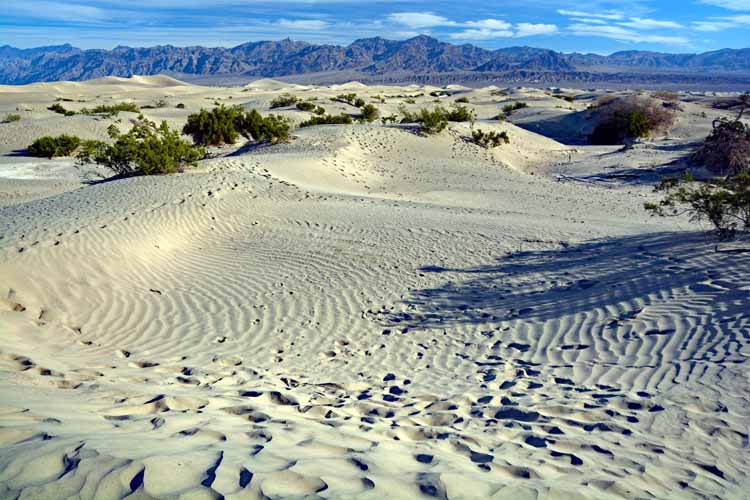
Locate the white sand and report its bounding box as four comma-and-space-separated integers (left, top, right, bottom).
0, 76, 748, 499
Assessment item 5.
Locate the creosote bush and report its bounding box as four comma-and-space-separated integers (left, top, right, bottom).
270, 94, 298, 109
358, 103, 379, 123
502, 102, 528, 116
645, 172, 750, 241
1, 113, 21, 123
28, 134, 81, 158
80, 102, 139, 117
299, 113, 353, 127
691, 94, 750, 177
455, 96, 470, 103
86, 116, 205, 176
48, 103, 75, 116
183, 105, 290, 145
589, 96, 675, 145
472, 129, 510, 148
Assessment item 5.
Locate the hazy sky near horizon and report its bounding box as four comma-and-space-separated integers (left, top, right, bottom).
2, 0, 749, 53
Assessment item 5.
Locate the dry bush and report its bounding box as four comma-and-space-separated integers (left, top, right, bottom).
590, 96, 675, 145
691, 95, 750, 177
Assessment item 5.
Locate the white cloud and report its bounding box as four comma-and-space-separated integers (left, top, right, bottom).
515, 23, 558, 37
619, 18, 684, 30
693, 14, 750, 30
557, 9, 624, 20
277, 19, 330, 30
387, 12, 455, 29
449, 28, 513, 40
568, 23, 689, 44
698, 0, 750, 10
465, 19, 512, 30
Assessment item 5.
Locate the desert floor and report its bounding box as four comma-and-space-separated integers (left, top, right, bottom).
0, 76, 748, 499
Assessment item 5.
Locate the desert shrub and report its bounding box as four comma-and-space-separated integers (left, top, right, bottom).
446, 104, 476, 123
418, 107, 449, 135
381, 114, 398, 125
472, 129, 510, 148
88, 116, 205, 176
691, 96, 750, 177
300, 113, 353, 127
359, 103, 379, 123
1, 113, 21, 123
404, 98, 416, 104
296, 101, 317, 112
176, 103, 186, 109
645, 172, 750, 241
502, 102, 528, 116
270, 94, 298, 109
28, 134, 81, 158
80, 102, 139, 117
589, 96, 675, 145
455, 96, 469, 103
183, 105, 289, 145
48, 103, 76, 116
313, 106, 326, 115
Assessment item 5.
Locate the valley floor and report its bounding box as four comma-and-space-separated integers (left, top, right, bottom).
0, 77, 748, 499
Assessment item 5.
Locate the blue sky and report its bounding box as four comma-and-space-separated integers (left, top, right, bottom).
2, 0, 749, 54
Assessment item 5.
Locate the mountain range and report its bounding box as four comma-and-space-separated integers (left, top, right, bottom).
1, 35, 750, 86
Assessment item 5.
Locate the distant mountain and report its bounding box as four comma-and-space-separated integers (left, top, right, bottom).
1, 36, 749, 85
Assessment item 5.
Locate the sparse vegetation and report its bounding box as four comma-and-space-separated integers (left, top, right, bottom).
589, 96, 675, 145
270, 94, 299, 109
446, 104, 476, 123
296, 101, 326, 115
176, 103, 186, 109
332, 93, 365, 107
471, 129, 510, 148
183, 105, 290, 146
381, 114, 398, 125
80, 102, 139, 117
502, 102, 529, 116
48, 103, 75, 116
299, 113, 353, 127
645, 172, 750, 241
86, 116, 205, 176
358, 103, 379, 123
691, 94, 750, 177
1, 113, 21, 123
455, 96, 469, 103
27, 134, 81, 158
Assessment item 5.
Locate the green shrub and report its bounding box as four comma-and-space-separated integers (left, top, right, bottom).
1, 113, 21, 123
645, 172, 750, 241
28, 134, 81, 158
80, 102, 139, 117
300, 113, 353, 127
183, 105, 290, 145
418, 107, 449, 135
381, 114, 398, 125
455, 96, 469, 103
359, 103, 379, 123
48, 103, 75, 116
270, 94, 298, 109
472, 129, 510, 148
296, 101, 317, 112
87, 116, 205, 176
76, 140, 108, 163
404, 98, 416, 104
446, 104, 476, 123
502, 102, 528, 116
176, 103, 186, 109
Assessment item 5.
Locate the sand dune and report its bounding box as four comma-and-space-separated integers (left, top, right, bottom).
0, 80, 748, 499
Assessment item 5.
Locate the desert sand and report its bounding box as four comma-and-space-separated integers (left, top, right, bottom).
0, 76, 748, 499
